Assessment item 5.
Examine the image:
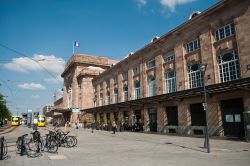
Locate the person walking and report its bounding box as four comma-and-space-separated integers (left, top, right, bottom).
112, 120, 116, 134
91, 120, 95, 133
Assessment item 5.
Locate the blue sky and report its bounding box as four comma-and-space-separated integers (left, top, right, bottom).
0, 0, 219, 115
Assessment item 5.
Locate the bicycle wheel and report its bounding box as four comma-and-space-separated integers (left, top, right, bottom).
3, 139, 8, 156
65, 136, 75, 148
26, 141, 41, 158
16, 137, 22, 154
70, 136, 77, 147
47, 138, 58, 153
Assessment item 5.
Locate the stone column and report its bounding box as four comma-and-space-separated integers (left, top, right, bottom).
118, 73, 123, 102
178, 103, 191, 135
207, 99, 221, 136
200, 30, 216, 86
157, 104, 165, 133
128, 68, 133, 100
141, 62, 147, 98
175, 43, 187, 91
234, 12, 250, 78
143, 107, 149, 131
155, 54, 164, 95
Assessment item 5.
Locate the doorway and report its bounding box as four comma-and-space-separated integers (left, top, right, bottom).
149, 108, 157, 132
221, 98, 245, 138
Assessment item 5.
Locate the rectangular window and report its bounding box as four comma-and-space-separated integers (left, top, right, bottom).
114, 89, 118, 103
215, 23, 235, 41
123, 71, 128, 80
106, 96, 110, 105
134, 87, 140, 99
133, 66, 140, 75
124, 91, 128, 102
186, 39, 200, 53
164, 51, 175, 62
100, 93, 104, 106
188, 64, 203, 89
147, 58, 156, 69
165, 71, 176, 93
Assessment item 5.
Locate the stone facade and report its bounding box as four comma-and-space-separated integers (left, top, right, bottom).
84, 0, 250, 138
55, 0, 250, 138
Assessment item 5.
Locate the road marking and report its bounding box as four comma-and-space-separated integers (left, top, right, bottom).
48, 155, 67, 160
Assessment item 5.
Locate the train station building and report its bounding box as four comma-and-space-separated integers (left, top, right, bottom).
51, 0, 250, 138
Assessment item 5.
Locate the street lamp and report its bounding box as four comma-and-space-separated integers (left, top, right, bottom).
200, 63, 210, 153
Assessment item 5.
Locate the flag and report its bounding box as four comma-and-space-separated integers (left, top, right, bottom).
74, 41, 80, 47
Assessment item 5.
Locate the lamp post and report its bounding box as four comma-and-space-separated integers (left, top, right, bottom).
200, 63, 210, 153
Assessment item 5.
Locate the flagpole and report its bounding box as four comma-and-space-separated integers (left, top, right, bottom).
73, 41, 74, 55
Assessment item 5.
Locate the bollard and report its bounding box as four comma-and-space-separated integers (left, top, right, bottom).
0, 137, 3, 160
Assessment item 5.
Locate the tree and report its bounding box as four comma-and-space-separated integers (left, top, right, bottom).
0, 93, 12, 120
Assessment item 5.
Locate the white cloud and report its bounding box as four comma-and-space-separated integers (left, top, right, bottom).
137, 0, 147, 7
44, 75, 63, 84
160, 0, 196, 12
31, 94, 40, 99
4, 54, 65, 74
18, 83, 46, 90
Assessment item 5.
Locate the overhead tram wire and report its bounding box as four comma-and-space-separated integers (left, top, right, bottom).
0, 43, 60, 82
0, 78, 14, 97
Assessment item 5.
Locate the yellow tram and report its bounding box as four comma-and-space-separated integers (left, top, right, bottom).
11, 116, 21, 126
37, 115, 46, 127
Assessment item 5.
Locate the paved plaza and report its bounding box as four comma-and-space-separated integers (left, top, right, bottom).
1, 125, 250, 166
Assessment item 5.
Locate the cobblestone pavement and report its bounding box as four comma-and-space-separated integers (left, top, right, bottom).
1, 125, 250, 166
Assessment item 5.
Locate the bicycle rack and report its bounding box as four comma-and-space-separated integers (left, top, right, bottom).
0, 136, 7, 160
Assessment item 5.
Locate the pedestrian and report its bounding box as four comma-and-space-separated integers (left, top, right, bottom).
91, 121, 95, 133
75, 122, 79, 129
112, 120, 116, 134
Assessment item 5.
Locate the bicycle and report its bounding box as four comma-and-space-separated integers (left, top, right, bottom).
16, 134, 41, 158
40, 133, 58, 153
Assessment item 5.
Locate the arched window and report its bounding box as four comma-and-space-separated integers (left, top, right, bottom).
114, 88, 118, 103
218, 51, 240, 82
148, 77, 156, 97
134, 81, 140, 99
188, 63, 203, 88
165, 71, 176, 93
124, 85, 128, 102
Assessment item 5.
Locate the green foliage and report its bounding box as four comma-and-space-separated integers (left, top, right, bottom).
0, 93, 12, 120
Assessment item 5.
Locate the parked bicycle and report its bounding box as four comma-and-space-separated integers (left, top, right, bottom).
40, 133, 58, 153
16, 134, 41, 158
